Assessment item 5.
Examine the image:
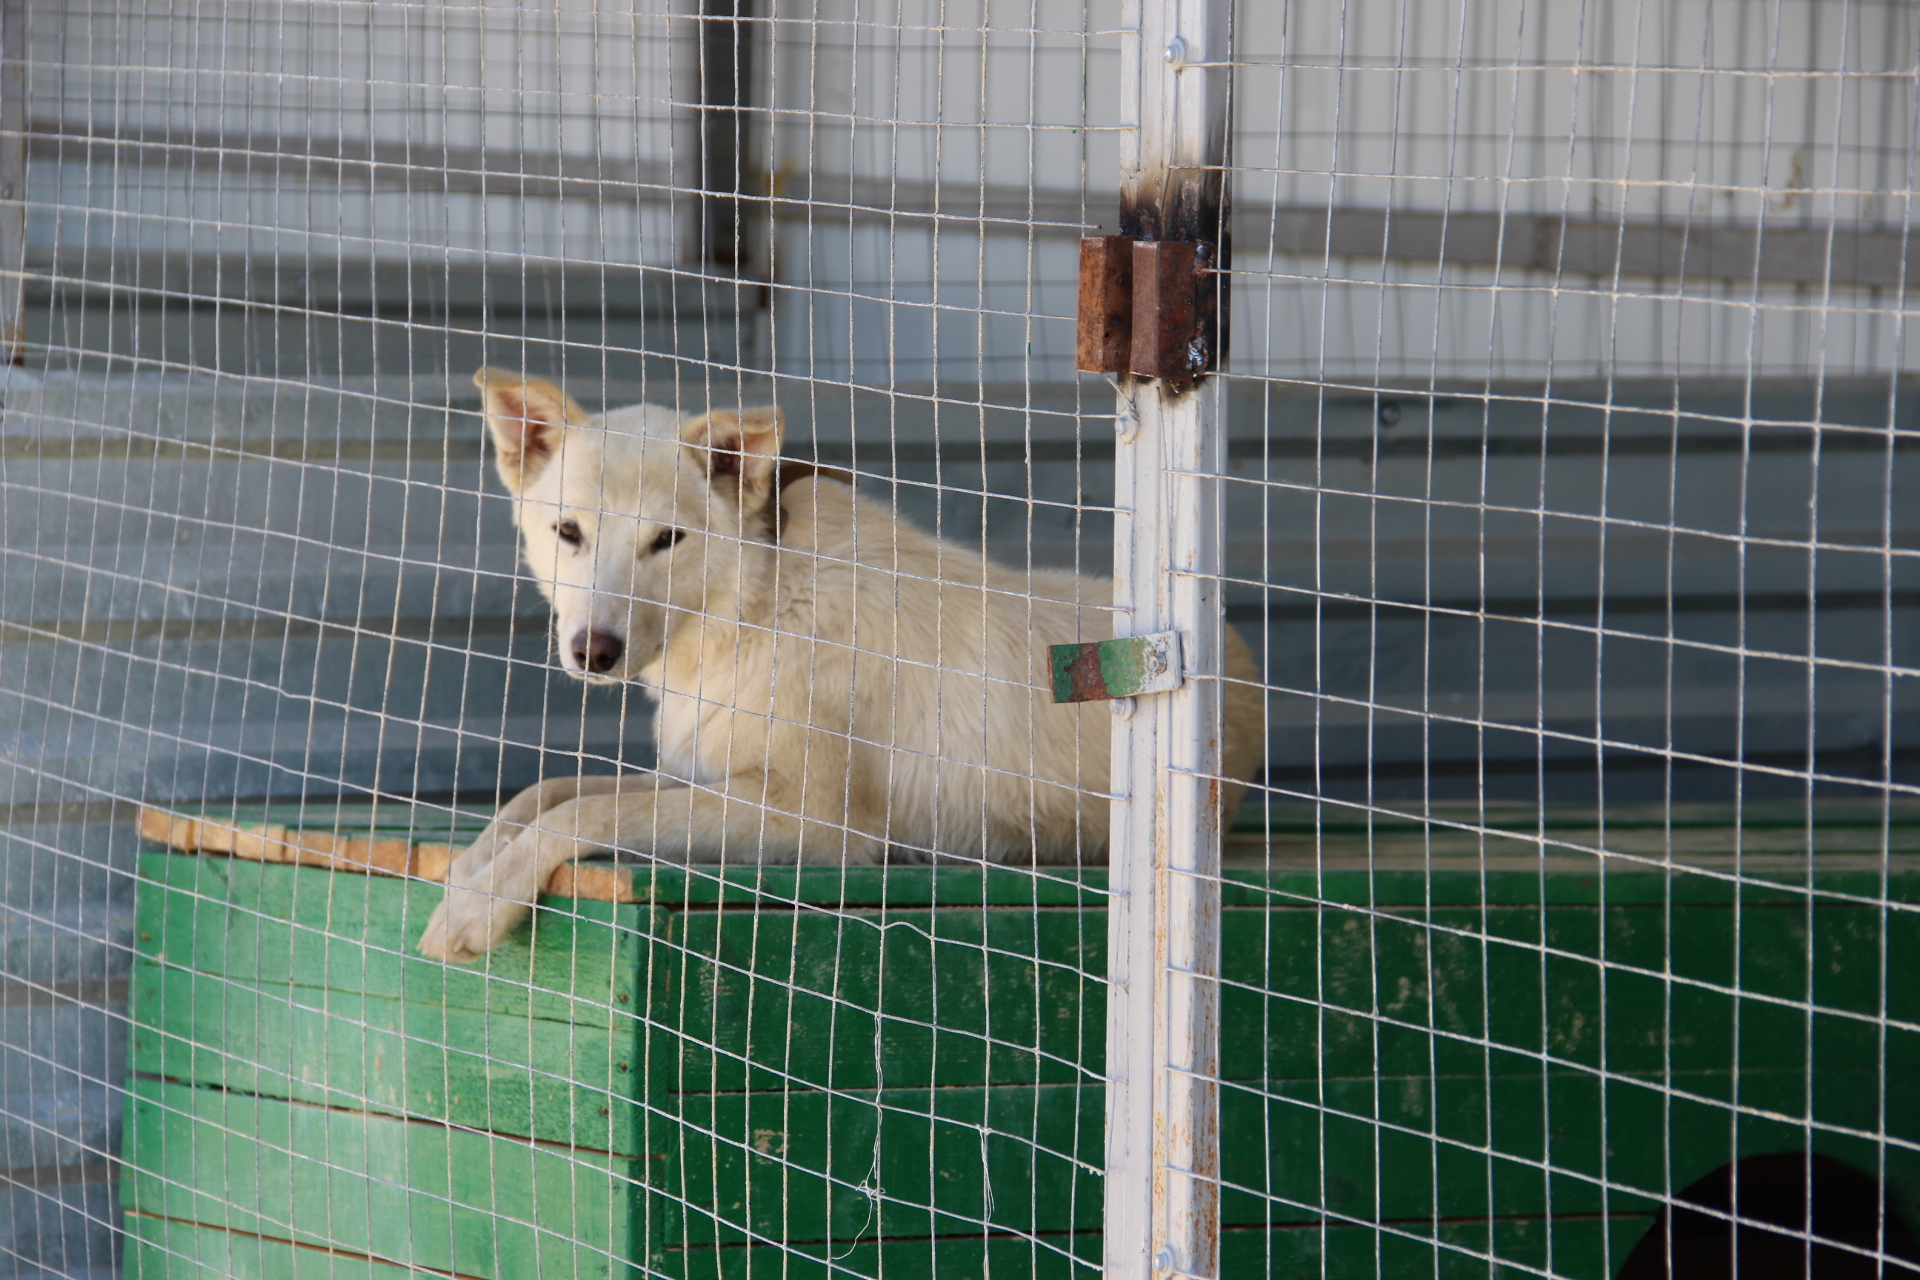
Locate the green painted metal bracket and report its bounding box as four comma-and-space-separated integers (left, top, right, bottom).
1050, 630, 1184, 703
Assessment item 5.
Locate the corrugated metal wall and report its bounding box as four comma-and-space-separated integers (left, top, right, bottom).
39, 2, 1916, 385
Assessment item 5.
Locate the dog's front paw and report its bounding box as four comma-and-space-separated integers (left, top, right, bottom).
416, 860, 540, 963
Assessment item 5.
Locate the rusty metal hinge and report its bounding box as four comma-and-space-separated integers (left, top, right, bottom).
1074, 236, 1220, 380
1049, 630, 1185, 704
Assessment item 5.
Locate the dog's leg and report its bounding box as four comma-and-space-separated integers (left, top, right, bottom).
440, 775, 623, 880
416, 773, 661, 961
423, 776, 880, 962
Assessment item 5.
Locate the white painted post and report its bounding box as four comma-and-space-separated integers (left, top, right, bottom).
1104, 1, 1231, 1279
0, 0, 24, 364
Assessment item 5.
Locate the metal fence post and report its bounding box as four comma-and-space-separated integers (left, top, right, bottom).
1104, 1, 1231, 1278
0, 0, 25, 364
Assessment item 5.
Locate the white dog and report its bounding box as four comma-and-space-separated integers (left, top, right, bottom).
417, 370, 1265, 962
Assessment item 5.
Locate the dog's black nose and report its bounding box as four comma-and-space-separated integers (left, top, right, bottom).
570, 629, 625, 674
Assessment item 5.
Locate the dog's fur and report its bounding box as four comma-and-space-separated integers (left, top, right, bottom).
417, 370, 1265, 962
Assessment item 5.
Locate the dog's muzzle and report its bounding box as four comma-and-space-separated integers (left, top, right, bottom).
570, 629, 625, 675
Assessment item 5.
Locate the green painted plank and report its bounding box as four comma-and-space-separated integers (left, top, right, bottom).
626, 862, 1920, 910
136, 832, 1920, 911
320, 848, 1919, 912
136, 852, 652, 1023
630, 862, 1114, 909
128, 961, 645, 1153
128, 863, 1916, 1115
160, 797, 1920, 840
126, 1215, 430, 1280
1222, 1215, 1657, 1280
645, 899, 1916, 1094
1229, 1068, 1920, 1226
647, 1216, 1654, 1280
1229, 902, 1920, 1084
122, 1079, 641, 1280
1605, 1075, 1920, 1226
653, 1085, 1103, 1250
1223, 1074, 1632, 1227
132, 856, 1915, 1095
1234, 864, 1920, 908
1236, 799, 1920, 835
650, 907, 1107, 1093
653, 1230, 1100, 1280
656, 1077, 1692, 1249
146, 801, 1920, 909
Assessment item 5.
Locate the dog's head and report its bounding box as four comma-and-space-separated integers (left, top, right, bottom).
474, 368, 786, 684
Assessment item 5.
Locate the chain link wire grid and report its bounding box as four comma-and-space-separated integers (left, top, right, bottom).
1, 3, 1135, 1280
0, 2, 1917, 1280
1215, 0, 1920, 1276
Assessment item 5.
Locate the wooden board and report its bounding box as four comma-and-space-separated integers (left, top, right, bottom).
1242, 901, 1920, 1081
652, 1076, 1748, 1249
134, 803, 480, 879
127, 962, 645, 1154
658, 1231, 1099, 1280
136, 803, 639, 903
124, 802, 1920, 1280
1240, 1068, 1920, 1225
655, 1084, 1103, 1250
1221, 1216, 1656, 1280
647, 897, 1920, 1092
651, 906, 1106, 1094
136, 798, 1920, 907
127, 1210, 1659, 1280
125, 1216, 431, 1280
123, 1078, 643, 1280
135, 852, 651, 1023
651, 1217, 1657, 1280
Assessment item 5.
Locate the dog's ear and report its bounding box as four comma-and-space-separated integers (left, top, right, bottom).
680, 406, 784, 507
473, 368, 586, 494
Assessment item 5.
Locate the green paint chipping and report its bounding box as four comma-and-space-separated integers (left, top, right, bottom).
1050, 630, 1182, 702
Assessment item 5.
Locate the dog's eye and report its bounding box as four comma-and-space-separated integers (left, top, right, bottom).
650, 527, 686, 554
555, 519, 583, 547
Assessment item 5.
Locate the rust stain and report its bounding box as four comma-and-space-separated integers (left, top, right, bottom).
1075, 235, 1134, 374
1116, 161, 1230, 388
1128, 240, 1219, 382
1053, 640, 1113, 702
1129, 240, 1198, 380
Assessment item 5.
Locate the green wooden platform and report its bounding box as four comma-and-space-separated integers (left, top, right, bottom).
122, 800, 1920, 1279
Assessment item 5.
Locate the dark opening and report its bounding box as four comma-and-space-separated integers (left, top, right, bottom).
1617, 1152, 1920, 1280
697, 0, 754, 268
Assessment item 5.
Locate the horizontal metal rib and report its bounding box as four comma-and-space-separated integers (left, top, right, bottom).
4, 430, 1904, 465
1229, 589, 1920, 625
1, 590, 1909, 653
25, 118, 1915, 287
0, 615, 544, 647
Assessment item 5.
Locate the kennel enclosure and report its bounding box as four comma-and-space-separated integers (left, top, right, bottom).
1, 1, 1918, 1279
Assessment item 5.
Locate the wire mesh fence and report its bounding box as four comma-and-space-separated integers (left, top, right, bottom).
0, 2, 1914, 1280
1214, 1, 1920, 1275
